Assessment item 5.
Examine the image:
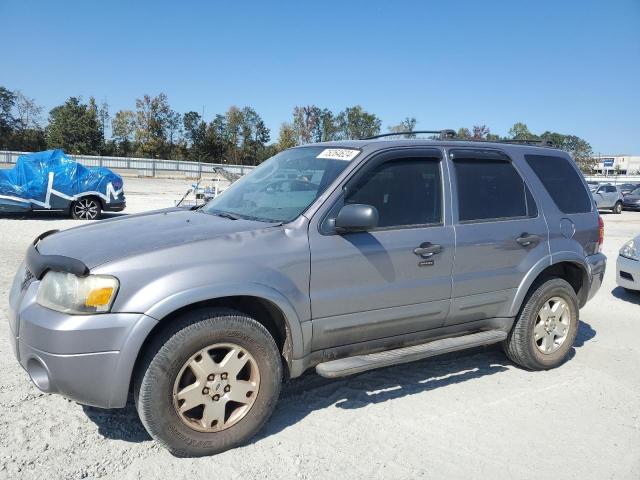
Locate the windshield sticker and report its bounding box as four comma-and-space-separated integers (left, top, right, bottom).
316, 148, 360, 161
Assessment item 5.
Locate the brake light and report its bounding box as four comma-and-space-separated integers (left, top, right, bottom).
597, 215, 604, 252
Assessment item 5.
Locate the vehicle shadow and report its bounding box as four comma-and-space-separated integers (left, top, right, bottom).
82, 321, 596, 445
611, 286, 640, 305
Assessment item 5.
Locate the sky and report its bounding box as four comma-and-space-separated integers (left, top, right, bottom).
2, 0, 639, 154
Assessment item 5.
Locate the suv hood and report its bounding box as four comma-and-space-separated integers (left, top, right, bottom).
37, 208, 278, 268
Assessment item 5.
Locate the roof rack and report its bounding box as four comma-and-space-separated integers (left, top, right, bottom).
361, 130, 555, 148
362, 129, 456, 140
497, 138, 555, 147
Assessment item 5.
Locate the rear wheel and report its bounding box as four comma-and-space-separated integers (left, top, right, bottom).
134, 308, 282, 457
70, 197, 102, 220
503, 278, 579, 370
613, 201, 623, 214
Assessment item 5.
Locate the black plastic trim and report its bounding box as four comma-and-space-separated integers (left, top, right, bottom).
26, 231, 90, 279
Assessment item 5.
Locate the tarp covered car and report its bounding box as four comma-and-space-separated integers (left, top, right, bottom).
0, 150, 125, 219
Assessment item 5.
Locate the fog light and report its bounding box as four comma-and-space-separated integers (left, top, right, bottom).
27, 357, 53, 392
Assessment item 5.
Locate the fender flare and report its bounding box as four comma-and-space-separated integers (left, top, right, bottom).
507, 252, 589, 317
144, 282, 306, 360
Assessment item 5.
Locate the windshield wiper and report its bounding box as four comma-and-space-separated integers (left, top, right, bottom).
211, 211, 239, 220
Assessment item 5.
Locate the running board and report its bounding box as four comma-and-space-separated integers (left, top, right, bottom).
315, 330, 507, 379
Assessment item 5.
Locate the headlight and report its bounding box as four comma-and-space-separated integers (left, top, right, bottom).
37, 271, 119, 314
619, 239, 639, 261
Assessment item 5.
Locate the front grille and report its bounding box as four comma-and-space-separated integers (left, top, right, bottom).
21, 268, 35, 291
620, 271, 634, 281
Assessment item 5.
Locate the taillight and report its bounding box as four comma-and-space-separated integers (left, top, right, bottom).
597, 215, 604, 252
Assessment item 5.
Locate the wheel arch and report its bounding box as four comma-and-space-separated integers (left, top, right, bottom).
133, 287, 305, 388
508, 255, 589, 316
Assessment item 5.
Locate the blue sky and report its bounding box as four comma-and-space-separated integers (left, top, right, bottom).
2, 0, 639, 154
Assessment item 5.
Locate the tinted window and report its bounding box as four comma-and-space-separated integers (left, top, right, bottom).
524, 154, 592, 214
345, 158, 441, 228
453, 158, 536, 222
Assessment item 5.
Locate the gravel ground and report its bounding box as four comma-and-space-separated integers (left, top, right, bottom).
1, 178, 639, 479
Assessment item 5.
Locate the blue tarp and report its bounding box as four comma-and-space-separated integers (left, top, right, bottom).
0, 150, 123, 211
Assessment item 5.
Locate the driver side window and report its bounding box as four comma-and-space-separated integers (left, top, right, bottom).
345, 158, 442, 228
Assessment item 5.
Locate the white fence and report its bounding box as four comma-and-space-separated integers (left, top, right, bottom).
0, 151, 255, 178
584, 175, 640, 184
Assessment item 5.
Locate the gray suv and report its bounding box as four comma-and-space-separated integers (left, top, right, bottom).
8, 137, 606, 457
592, 184, 624, 213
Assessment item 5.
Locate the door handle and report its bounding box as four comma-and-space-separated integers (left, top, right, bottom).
515, 233, 541, 247
413, 242, 442, 258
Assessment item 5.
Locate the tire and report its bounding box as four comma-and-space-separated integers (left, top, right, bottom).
134, 308, 282, 457
613, 201, 623, 214
503, 278, 579, 370
70, 197, 102, 220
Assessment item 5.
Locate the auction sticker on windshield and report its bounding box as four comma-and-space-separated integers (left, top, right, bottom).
316, 148, 360, 161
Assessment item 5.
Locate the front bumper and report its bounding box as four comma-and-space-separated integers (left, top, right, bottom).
584, 252, 607, 305
617, 255, 640, 291
103, 198, 126, 212
9, 273, 157, 408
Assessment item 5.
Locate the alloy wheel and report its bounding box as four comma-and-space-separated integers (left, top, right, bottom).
73, 199, 99, 220
172, 343, 260, 432
533, 296, 571, 354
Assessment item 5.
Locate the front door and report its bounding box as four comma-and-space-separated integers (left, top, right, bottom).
308, 148, 454, 351
446, 148, 549, 325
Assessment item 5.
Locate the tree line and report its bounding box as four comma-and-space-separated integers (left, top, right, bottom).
0, 86, 595, 171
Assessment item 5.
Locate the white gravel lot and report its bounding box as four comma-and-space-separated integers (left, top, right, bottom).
1, 177, 639, 480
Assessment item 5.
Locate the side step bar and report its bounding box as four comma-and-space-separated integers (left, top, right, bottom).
315, 330, 507, 379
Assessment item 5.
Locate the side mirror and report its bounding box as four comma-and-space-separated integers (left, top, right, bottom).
335, 204, 379, 232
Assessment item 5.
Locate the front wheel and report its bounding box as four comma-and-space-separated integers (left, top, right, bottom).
613, 201, 623, 214
503, 278, 579, 370
134, 308, 282, 457
70, 197, 102, 220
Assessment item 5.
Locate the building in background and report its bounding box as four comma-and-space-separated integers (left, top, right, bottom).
594, 155, 640, 175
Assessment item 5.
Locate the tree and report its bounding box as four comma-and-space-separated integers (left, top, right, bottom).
277, 122, 297, 150
14, 91, 42, 132
0, 87, 16, 148
240, 106, 270, 165
388, 117, 417, 137
0, 89, 45, 151
134, 93, 172, 158
336, 105, 381, 140
46, 97, 102, 154
456, 127, 471, 139
472, 125, 491, 140
111, 109, 136, 156
292, 105, 317, 145
508, 122, 535, 140
166, 109, 182, 149
541, 131, 595, 173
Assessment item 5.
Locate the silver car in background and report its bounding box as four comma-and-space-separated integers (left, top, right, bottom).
617, 235, 640, 292
592, 184, 624, 214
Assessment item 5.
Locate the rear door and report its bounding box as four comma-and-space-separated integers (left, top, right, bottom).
308, 148, 455, 350
595, 185, 614, 208
447, 148, 548, 325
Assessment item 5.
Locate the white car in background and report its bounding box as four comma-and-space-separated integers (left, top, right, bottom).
617, 235, 640, 292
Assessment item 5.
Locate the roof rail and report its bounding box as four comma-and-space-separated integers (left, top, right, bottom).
361, 131, 555, 148
362, 129, 456, 140
497, 138, 555, 147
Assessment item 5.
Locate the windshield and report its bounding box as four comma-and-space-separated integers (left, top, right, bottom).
202, 146, 358, 222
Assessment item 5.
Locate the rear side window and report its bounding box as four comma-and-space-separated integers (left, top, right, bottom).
524, 154, 592, 214
453, 157, 537, 222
